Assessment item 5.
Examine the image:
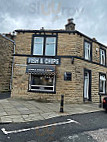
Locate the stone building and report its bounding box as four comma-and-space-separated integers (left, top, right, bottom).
0, 34, 14, 94
11, 19, 107, 103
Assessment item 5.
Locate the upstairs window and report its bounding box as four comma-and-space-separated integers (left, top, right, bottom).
100, 48, 106, 65
84, 41, 91, 60
45, 37, 56, 56
33, 37, 44, 55
32, 36, 57, 56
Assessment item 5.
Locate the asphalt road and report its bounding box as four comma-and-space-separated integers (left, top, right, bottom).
0, 110, 107, 142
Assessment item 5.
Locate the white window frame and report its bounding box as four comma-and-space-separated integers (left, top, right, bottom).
29, 74, 55, 92
100, 74, 106, 94
33, 37, 44, 55
45, 37, 56, 56
84, 41, 91, 60
33, 36, 56, 56
100, 49, 106, 65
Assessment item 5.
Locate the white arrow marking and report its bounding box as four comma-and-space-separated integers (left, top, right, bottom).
1, 119, 80, 135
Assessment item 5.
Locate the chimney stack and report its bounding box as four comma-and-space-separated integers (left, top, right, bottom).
65, 18, 75, 31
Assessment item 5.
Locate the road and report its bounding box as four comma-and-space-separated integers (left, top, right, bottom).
0, 110, 107, 142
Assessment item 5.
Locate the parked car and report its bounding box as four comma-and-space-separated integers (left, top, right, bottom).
103, 97, 107, 112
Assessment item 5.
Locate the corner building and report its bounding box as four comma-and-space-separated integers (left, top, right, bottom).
12, 19, 107, 103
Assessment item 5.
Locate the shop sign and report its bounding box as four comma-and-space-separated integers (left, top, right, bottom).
27, 57, 60, 65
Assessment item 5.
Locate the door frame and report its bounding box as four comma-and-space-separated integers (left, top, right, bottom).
83, 68, 92, 102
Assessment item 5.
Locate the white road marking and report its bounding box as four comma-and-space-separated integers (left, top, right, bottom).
1, 119, 80, 135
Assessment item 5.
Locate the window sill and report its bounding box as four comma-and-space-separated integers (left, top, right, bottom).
28, 90, 56, 94
99, 92, 106, 96
100, 63, 106, 66
31, 55, 57, 58
84, 58, 92, 61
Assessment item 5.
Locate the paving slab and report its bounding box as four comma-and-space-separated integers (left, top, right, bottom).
6, 110, 21, 115
0, 98, 104, 123
0, 112, 8, 116
1, 116, 13, 123
22, 114, 44, 122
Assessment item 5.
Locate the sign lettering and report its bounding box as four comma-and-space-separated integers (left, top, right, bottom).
27, 57, 60, 65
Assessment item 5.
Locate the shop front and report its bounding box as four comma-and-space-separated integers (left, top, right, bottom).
26, 57, 60, 93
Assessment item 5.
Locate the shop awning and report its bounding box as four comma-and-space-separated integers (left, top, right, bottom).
26, 65, 55, 75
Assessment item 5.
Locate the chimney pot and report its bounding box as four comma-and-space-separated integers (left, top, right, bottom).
40, 27, 45, 30
65, 18, 75, 31
93, 38, 97, 41
68, 18, 74, 24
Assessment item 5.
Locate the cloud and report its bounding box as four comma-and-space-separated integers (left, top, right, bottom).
0, 0, 107, 45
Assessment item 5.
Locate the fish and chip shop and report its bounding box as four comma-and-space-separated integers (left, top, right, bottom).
11, 19, 107, 103
26, 57, 60, 93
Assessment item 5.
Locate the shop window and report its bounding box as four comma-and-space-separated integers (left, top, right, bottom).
99, 73, 106, 94
29, 74, 55, 92
100, 48, 106, 65
84, 41, 92, 60
32, 36, 56, 56
64, 72, 71, 81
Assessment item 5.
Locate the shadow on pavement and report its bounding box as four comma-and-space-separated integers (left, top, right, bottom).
0, 92, 11, 100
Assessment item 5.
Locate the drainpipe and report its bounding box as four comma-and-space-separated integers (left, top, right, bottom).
10, 42, 16, 91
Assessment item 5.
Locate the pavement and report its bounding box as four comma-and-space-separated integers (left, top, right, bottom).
0, 98, 103, 123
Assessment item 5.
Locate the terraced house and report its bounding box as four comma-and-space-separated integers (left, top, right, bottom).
0, 34, 14, 96
11, 19, 107, 103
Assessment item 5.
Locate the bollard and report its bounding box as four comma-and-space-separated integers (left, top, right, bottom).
60, 95, 64, 113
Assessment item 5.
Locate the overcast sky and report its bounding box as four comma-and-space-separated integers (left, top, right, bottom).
0, 0, 107, 45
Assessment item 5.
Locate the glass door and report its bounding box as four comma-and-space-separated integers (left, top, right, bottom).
84, 71, 89, 100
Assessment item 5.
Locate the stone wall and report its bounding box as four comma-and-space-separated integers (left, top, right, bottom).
12, 55, 107, 103
0, 35, 14, 92
12, 57, 78, 103
11, 32, 107, 103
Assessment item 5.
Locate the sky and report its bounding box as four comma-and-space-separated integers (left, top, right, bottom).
0, 0, 107, 45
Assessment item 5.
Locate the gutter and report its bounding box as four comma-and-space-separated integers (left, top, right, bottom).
0, 34, 15, 43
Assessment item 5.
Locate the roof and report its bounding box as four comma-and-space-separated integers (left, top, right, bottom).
0, 34, 15, 44
15, 29, 107, 48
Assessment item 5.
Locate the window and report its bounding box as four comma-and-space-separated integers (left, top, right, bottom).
84, 41, 91, 60
32, 36, 56, 56
99, 74, 106, 94
100, 49, 106, 65
29, 74, 55, 92
33, 37, 44, 55
45, 38, 56, 56
64, 72, 72, 81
